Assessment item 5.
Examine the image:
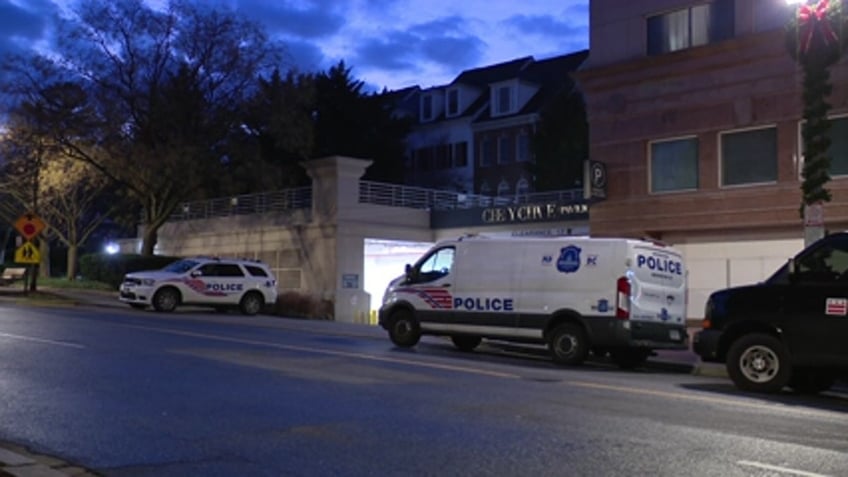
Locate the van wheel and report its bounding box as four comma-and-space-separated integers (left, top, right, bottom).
388, 310, 421, 348
451, 336, 481, 352
152, 287, 180, 312
239, 292, 264, 316
788, 369, 835, 394
549, 323, 588, 365
610, 349, 651, 369
726, 333, 791, 393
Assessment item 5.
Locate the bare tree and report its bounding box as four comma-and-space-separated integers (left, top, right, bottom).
0, 109, 121, 280
4, 0, 284, 254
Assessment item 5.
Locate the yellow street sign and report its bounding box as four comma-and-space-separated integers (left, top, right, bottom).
14, 241, 41, 264
14, 213, 46, 241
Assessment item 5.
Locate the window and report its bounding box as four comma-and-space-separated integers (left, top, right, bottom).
198, 263, 245, 277
479, 181, 492, 195
650, 137, 699, 192
647, 1, 735, 55
480, 138, 495, 166
517, 133, 531, 162
435, 144, 451, 169
795, 237, 848, 283
721, 127, 778, 186
830, 117, 848, 175
447, 89, 459, 116
245, 265, 269, 277
494, 86, 513, 115
417, 147, 434, 171
454, 142, 468, 167
516, 178, 530, 196
497, 180, 510, 197
498, 136, 514, 164
422, 94, 433, 121
413, 247, 455, 283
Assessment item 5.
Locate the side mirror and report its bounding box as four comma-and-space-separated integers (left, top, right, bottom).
404, 263, 412, 275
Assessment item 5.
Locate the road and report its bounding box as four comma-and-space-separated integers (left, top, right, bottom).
0, 303, 847, 476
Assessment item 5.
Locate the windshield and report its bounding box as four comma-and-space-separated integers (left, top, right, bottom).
162, 259, 199, 274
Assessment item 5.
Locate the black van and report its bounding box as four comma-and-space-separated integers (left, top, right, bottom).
694, 232, 848, 393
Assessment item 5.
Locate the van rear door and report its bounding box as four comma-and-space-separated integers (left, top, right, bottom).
628, 243, 687, 327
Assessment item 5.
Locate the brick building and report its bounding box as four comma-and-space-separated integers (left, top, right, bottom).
577, 0, 848, 317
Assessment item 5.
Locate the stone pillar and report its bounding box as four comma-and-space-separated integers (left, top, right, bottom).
301, 156, 373, 323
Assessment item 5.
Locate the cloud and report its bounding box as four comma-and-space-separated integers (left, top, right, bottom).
234, 0, 346, 38
0, 0, 52, 59
353, 16, 484, 73
502, 14, 585, 39
279, 38, 327, 72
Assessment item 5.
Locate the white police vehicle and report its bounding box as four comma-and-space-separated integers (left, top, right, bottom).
379, 235, 688, 368
119, 257, 278, 315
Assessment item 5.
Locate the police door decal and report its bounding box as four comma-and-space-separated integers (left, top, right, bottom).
557, 245, 581, 273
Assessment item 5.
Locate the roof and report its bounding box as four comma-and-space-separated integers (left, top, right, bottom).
452, 56, 534, 87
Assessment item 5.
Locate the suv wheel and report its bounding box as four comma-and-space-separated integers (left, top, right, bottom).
239, 292, 264, 316
726, 333, 791, 393
388, 310, 420, 348
548, 323, 588, 365
152, 287, 180, 312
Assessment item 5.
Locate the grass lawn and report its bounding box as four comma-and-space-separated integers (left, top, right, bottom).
37, 277, 115, 291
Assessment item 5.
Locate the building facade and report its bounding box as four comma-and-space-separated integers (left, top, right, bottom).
404, 51, 588, 195
577, 0, 848, 317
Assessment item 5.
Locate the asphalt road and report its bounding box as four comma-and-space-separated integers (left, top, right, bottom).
0, 303, 847, 476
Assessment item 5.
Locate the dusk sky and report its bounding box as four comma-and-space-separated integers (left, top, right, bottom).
0, 0, 589, 91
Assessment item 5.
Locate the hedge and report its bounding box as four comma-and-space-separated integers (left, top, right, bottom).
79, 253, 181, 288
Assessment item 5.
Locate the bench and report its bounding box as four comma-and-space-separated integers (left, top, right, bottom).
0, 267, 27, 286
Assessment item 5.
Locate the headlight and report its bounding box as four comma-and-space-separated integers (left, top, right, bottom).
141, 278, 156, 286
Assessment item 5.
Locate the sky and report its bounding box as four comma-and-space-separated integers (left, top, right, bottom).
0, 0, 589, 91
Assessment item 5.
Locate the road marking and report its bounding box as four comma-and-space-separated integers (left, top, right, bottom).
127, 325, 521, 379
737, 460, 832, 477
0, 332, 85, 349
566, 380, 847, 420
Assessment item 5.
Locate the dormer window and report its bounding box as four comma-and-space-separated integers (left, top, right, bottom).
447, 89, 460, 117
493, 85, 514, 116
421, 94, 434, 121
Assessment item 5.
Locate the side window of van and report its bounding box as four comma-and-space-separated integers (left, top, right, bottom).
413, 247, 455, 283
797, 238, 848, 283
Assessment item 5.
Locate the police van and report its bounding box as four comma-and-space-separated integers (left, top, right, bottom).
378, 235, 688, 368
119, 257, 278, 315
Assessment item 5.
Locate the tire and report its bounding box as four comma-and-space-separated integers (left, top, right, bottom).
788, 369, 835, 394
451, 335, 482, 352
610, 349, 651, 370
548, 323, 588, 365
239, 292, 264, 316
129, 303, 147, 310
726, 333, 791, 393
152, 287, 180, 313
387, 310, 421, 348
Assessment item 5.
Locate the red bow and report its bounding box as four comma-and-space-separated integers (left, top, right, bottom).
798, 0, 839, 54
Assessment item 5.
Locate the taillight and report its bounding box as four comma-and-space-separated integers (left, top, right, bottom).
616, 276, 630, 320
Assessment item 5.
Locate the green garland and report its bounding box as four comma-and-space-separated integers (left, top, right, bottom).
785, 0, 848, 215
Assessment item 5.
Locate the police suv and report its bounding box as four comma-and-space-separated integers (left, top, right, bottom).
119, 257, 278, 315
379, 235, 689, 368
695, 232, 848, 394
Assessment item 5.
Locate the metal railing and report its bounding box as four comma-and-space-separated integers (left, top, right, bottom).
358, 181, 583, 210
166, 182, 584, 222
170, 187, 312, 221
